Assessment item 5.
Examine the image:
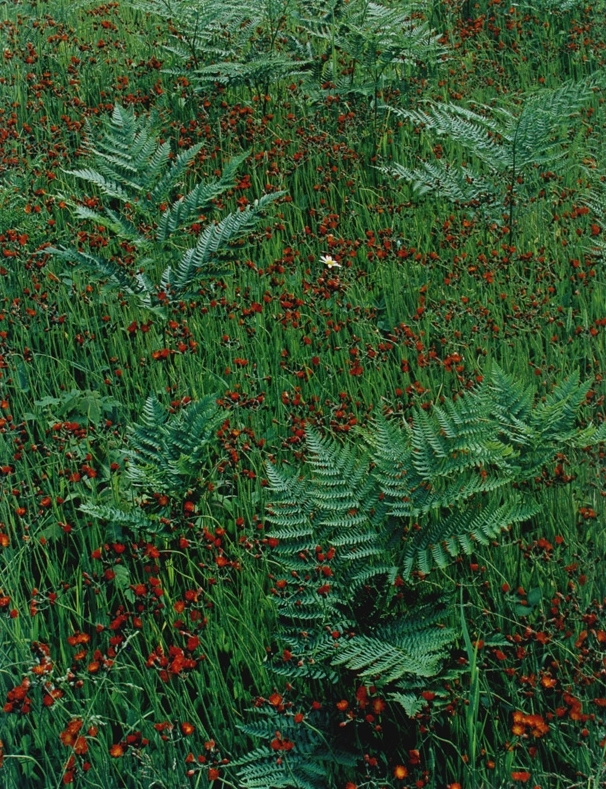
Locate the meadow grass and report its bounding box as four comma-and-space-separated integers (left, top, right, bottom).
0, 0, 605, 786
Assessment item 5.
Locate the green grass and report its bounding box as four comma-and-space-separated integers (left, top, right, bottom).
0, 0, 605, 785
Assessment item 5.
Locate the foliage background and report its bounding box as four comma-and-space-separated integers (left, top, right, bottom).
0, 0, 605, 786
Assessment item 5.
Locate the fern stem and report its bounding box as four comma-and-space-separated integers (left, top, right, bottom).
459, 592, 481, 770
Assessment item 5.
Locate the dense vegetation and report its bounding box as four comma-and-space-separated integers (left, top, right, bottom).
0, 0, 605, 786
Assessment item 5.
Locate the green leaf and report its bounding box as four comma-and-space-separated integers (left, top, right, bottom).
112, 564, 134, 602
34, 396, 62, 408
17, 361, 30, 393
389, 691, 425, 717
78, 395, 101, 425
39, 522, 66, 542
527, 587, 542, 607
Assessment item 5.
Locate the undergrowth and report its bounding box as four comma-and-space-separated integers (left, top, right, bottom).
0, 0, 605, 786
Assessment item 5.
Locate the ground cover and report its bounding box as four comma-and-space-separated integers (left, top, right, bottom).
0, 0, 605, 787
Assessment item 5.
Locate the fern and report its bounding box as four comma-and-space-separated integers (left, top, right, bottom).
130, 0, 261, 66
166, 192, 284, 293
134, 0, 310, 95
41, 246, 148, 298
155, 150, 247, 241
181, 53, 311, 90
331, 602, 455, 684
236, 427, 454, 786
46, 104, 280, 309
125, 394, 223, 497
295, 0, 443, 105
233, 708, 357, 788
79, 502, 163, 536
238, 363, 603, 787
67, 367, 601, 787
381, 76, 600, 234
386, 159, 497, 215
370, 363, 602, 576
79, 395, 224, 541
143, 0, 443, 106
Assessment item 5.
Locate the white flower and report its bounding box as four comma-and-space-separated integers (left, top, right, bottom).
320, 254, 341, 268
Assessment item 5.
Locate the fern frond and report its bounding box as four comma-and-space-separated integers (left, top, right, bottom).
386, 102, 508, 169
44, 246, 143, 295
389, 691, 425, 717
140, 139, 172, 189
234, 707, 355, 788
401, 496, 539, 578
489, 362, 535, 443
62, 167, 135, 202
331, 633, 446, 682
155, 150, 248, 240
188, 55, 310, 88
531, 371, 589, 439
507, 78, 594, 170
148, 142, 204, 204
125, 394, 222, 497
349, 563, 397, 589
167, 192, 284, 293
72, 204, 144, 244
381, 77, 595, 222
79, 502, 162, 534
381, 160, 497, 210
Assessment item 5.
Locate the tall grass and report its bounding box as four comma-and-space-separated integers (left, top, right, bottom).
0, 0, 605, 786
